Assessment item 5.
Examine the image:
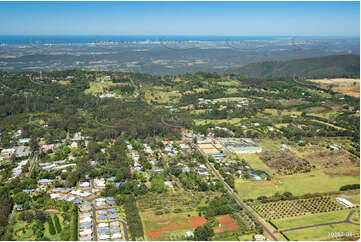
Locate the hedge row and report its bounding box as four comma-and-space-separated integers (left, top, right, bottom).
53, 214, 62, 233
124, 195, 144, 240
69, 205, 78, 241
47, 216, 56, 235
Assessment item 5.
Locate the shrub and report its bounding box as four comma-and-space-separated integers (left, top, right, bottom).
53, 215, 62, 233
69, 205, 78, 240
340, 184, 360, 191
47, 216, 56, 235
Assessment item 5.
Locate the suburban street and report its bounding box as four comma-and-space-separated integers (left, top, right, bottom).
90, 179, 129, 241
27, 149, 39, 177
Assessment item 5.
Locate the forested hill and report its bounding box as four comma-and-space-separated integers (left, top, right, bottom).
227, 54, 360, 77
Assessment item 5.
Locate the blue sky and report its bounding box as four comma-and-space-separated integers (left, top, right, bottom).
0, 1, 359, 36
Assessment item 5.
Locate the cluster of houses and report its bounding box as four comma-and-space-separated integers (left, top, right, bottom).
49, 179, 97, 204
163, 141, 190, 157
10, 159, 28, 180
95, 197, 122, 241
50, 187, 86, 204
198, 98, 217, 106
79, 209, 93, 241
218, 160, 248, 179
236, 99, 249, 107
0, 130, 31, 161
39, 160, 76, 172
94, 178, 106, 189
97, 220, 122, 241
127, 144, 142, 172
95, 197, 116, 208
127, 142, 159, 173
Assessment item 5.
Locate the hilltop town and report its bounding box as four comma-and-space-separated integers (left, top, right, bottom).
0, 69, 359, 241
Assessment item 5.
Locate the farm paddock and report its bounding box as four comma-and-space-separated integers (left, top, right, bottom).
235, 168, 360, 199
260, 151, 313, 175
213, 215, 239, 233
283, 223, 360, 241
272, 209, 357, 230
249, 196, 345, 220
137, 191, 215, 240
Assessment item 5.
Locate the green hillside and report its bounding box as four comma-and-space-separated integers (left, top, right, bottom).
227, 54, 360, 77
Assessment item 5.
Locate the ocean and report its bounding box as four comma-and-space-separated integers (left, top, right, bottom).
0, 35, 350, 45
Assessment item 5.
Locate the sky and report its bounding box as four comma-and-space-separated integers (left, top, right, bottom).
0, 1, 359, 36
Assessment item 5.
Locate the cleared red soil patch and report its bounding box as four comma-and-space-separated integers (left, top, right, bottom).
147, 216, 207, 238
213, 215, 240, 233
147, 230, 163, 237
346, 89, 360, 93
342, 171, 360, 176
189, 216, 207, 226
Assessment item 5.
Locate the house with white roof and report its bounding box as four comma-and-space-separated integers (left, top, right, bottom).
99, 234, 110, 240
111, 233, 122, 239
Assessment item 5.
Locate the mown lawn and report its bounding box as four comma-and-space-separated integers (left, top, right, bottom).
256, 139, 283, 152
13, 216, 35, 241
237, 234, 254, 241
236, 168, 360, 199
283, 223, 360, 241
272, 209, 353, 230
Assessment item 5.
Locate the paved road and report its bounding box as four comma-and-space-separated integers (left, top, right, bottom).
280, 210, 360, 233
119, 219, 129, 241
90, 180, 98, 241
206, 160, 279, 241
4, 205, 17, 238
193, 144, 279, 241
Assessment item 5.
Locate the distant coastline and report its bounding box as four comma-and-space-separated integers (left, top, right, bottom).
0, 35, 359, 45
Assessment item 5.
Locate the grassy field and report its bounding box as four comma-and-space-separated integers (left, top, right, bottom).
308, 78, 360, 98
213, 97, 247, 102
194, 118, 242, 126
233, 153, 274, 175
236, 168, 360, 199
330, 190, 360, 206
84, 80, 114, 95
13, 216, 35, 241
256, 139, 284, 151
213, 230, 244, 241
12, 210, 66, 241
283, 223, 360, 241
138, 191, 214, 240
216, 80, 241, 86
236, 234, 254, 241
272, 209, 353, 230
144, 86, 181, 104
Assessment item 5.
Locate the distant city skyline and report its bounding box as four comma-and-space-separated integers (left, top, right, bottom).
0, 1, 359, 36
